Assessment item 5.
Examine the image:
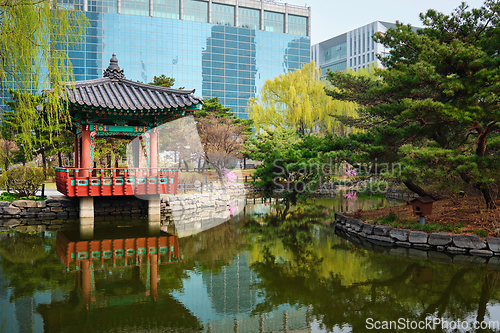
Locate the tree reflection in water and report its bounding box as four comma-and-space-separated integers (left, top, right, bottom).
1, 198, 500, 332
244, 198, 500, 332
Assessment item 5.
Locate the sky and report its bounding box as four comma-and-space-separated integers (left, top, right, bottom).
285, 0, 488, 44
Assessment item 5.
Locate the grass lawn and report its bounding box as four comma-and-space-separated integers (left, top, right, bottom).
43, 182, 57, 189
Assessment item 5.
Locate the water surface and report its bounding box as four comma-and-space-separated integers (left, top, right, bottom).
1, 195, 499, 332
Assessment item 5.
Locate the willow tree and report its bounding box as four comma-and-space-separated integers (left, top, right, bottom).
248, 62, 357, 136
0, 1, 88, 152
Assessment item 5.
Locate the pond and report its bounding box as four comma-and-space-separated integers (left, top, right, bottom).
1, 195, 500, 333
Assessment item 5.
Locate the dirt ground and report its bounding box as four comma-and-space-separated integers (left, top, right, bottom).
345, 194, 500, 238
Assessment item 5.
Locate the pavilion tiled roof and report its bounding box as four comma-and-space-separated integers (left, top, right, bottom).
63, 54, 203, 111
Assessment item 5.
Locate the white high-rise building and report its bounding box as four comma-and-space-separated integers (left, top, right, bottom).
311, 21, 398, 76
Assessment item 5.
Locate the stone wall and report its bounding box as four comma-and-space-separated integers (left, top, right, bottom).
334, 213, 500, 266
0, 196, 150, 232
385, 188, 419, 201
0, 184, 247, 234
0, 197, 148, 220
161, 184, 247, 237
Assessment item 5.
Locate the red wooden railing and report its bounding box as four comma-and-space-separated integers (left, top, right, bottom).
54, 167, 179, 197
56, 231, 180, 269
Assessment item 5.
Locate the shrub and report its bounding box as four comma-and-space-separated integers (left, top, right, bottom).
0, 166, 45, 197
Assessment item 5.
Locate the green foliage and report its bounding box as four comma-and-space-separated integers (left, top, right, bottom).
0, 192, 45, 202
0, 232, 73, 300
474, 229, 488, 238
0, 1, 88, 153
243, 127, 354, 198
3, 90, 74, 169
372, 214, 464, 233
150, 74, 175, 88
196, 97, 253, 136
325, 1, 500, 208
249, 62, 358, 135
0, 166, 45, 197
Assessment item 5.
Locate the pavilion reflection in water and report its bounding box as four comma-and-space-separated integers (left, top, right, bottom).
36, 228, 203, 332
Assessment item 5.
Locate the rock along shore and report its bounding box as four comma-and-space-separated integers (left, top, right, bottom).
334, 212, 500, 267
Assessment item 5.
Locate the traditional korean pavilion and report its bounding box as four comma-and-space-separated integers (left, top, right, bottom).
55, 54, 203, 222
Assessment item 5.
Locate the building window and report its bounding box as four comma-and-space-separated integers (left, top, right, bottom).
184, 0, 208, 23
321, 60, 347, 75
354, 58, 356, 66
212, 3, 234, 26
358, 35, 361, 54
324, 43, 346, 63
122, 0, 148, 16
362, 32, 365, 53
363, 55, 365, 63
372, 27, 375, 49
358, 56, 360, 64
350, 59, 352, 67
153, 0, 179, 19
372, 52, 375, 61
349, 37, 352, 56
239, 7, 260, 30
289, 15, 307, 36
353, 36, 356, 55
87, 0, 117, 13
60, 0, 84, 11
264, 11, 284, 33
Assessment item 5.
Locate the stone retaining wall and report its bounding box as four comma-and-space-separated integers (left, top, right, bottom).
385, 188, 419, 201
161, 184, 247, 213
160, 184, 247, 237
0, 197, 148, 220
0, 197, 150, 232
334, 213, 500, 260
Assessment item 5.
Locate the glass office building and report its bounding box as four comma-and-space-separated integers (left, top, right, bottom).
61, 0, 311, 119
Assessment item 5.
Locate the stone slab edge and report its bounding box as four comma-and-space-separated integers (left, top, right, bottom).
334, 213, 499, 260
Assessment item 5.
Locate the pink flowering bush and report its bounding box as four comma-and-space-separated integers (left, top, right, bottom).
222, 167, 237, 185
345, 191, 357, 200
230, 202, 237, 216
345, 163, 357, 177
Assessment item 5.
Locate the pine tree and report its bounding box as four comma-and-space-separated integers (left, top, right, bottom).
326, 1, 500, 209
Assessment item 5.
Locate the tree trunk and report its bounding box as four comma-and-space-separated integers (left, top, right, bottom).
402, 180, 442, 201
183, 160, 189, 172
477, 274, 490, 323
58, 151, 63, 167
197, 157, 202, 173
481, 186, 497, 209
460, 172, 497, 209
41, 150, 47, 178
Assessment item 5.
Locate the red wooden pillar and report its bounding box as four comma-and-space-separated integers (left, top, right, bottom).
150, 129, 158, 177
81, 259, 91, 311
74, 132, 79, 168
150, 254, 158, 301
80, 126, 91, 178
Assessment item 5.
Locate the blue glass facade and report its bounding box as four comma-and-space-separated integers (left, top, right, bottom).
64, 1, 310, 119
